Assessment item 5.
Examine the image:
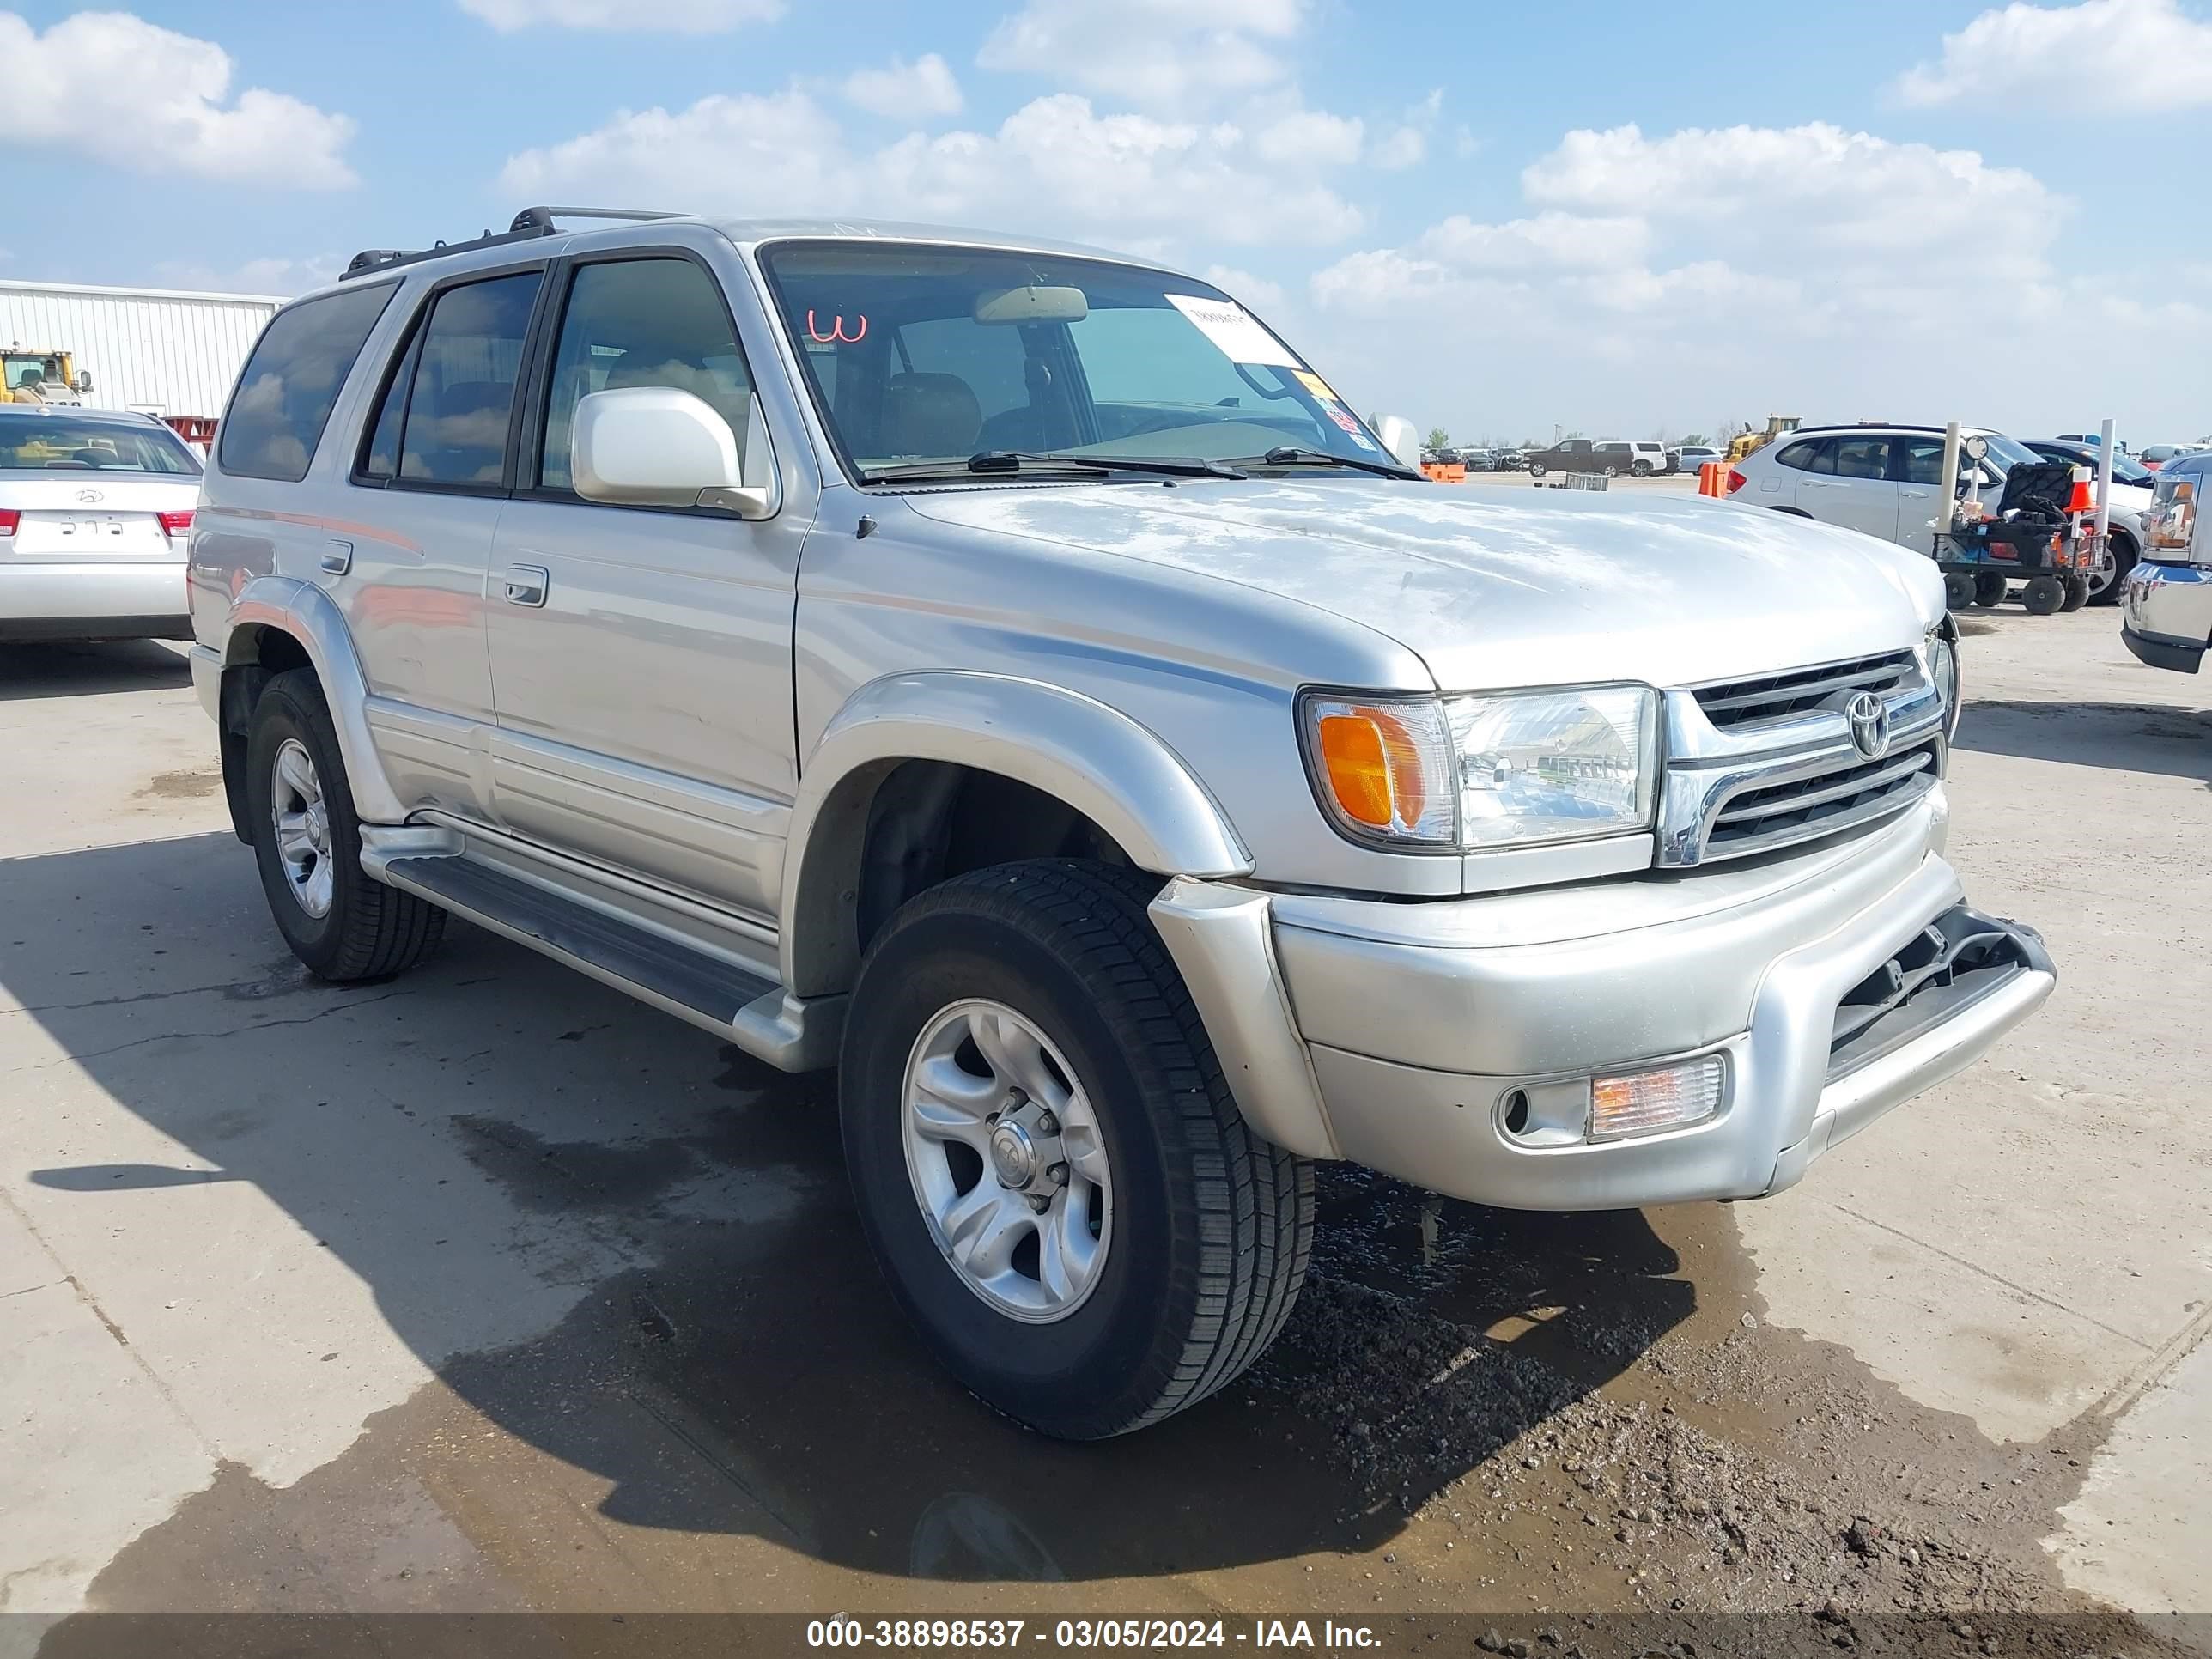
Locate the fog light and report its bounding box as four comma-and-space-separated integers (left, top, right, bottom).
1588, 1054, 1726, 1141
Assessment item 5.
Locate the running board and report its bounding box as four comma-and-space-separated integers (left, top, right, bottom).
380, 854, 842, 1072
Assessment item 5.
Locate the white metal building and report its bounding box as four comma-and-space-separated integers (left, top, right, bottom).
0, 279, 282, 421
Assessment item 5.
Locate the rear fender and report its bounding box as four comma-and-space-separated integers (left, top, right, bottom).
220, 576, 405, 823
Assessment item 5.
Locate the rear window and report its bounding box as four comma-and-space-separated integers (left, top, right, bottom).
0, 416, 201, 474
219, 283, 397, 483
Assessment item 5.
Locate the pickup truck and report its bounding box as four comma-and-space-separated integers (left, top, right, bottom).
187, 210, 2054, 1440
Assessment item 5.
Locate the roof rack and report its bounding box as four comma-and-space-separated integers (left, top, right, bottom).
342, 206, 682, 282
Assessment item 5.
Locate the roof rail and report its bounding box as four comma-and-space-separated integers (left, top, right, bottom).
341, 206, 683, 283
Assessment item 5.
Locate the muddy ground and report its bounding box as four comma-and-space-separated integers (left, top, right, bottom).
2, 612, 2206, 1658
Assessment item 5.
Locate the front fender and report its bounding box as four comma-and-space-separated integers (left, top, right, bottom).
220, 576, 407, 824
781, 672, 1252, 996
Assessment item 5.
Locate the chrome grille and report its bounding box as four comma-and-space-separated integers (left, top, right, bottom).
1693, 651, 1916, 730
1705, 742, 1937, 858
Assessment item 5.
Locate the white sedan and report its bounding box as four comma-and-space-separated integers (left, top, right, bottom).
1, 406, 200, 642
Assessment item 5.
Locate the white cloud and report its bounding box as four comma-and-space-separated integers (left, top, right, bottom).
1894, 0, 2212, 111
842, 52, 963, 118
977, 0, 1304, 106
153, 255, 341, 296
458, 0, 781, 28
500, 88, 1364, 249
1297, 118, 2147, 445
1202, 264, 1288, 311
1255, 108, 1364, 165
0, 10, 355, 188
1366, 125, 1425, 169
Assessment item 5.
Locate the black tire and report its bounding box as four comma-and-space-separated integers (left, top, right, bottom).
840, 860, 1314, 1441
1943, 571, 1977, 611
2060, 574, 2091, 612
1602, 465, 1621, 478
1631, 461, 1652, 477
1529, 462, 1547, 478
245, 668, 446, 981
2021, 574, 2065, 617
2090, 531, 2136, 606
1972, 572, 2008, 608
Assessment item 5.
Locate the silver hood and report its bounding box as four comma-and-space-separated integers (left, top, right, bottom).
903, 479, 1944, 692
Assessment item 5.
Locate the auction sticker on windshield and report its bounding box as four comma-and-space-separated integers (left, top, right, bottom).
1166, 294, 1299, 368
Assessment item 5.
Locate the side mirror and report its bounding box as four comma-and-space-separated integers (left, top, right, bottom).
1370, 413, 1422, 471
74, 372, 93, 393
572, 386, 776, 519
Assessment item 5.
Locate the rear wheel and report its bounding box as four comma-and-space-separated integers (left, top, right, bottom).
1631, 460, 1652, 477
2061, 574, 2091, 612
1943, 572, 1977, 611
1972, 572, 2008, 608
246, 669, 446, 981
2021, 574, 2066, 616
840, 860, 1314, 1440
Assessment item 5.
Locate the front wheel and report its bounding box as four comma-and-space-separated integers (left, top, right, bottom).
1529, 462, 1547, 478
2061, 574, 2091, 611
840, 860, 1314, 1440
2021, 574, 2066, 616
1943, 571, 1977, 611
1972, 572, 2008, 608
2089, 532, 2137, 606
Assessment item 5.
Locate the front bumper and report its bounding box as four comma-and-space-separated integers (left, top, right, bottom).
2121, 561, 2212, 674
1151, 799, 2055, 1211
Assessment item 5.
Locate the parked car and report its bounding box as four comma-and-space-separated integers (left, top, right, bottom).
1458, 447, 1496, 472
1726, 422, 2154, 605
2024, 438, 2154, 491
1492, 447, 1530, 472
189, 210, 2051, 1440
1, 404, 201, 641
2140, 445, 2197, 470
2122, 464, 2209, 672
1669, 445, 1723, 476
1523, 438, 1664, 477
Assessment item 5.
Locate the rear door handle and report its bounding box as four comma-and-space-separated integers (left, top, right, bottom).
502, 564, 549, 607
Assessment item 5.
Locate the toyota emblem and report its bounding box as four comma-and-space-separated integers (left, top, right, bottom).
1846, 690, 1891, 760
76, 488, 104, 504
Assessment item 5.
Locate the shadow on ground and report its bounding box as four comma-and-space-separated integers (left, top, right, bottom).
4, 831, 1696, 1589
1957, 699, 2212, 782
0, 639, 190, 702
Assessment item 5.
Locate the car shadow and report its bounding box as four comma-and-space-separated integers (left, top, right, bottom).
0, 639, 191, 702
1956, 699, 2212, 783
4, 831, 1696, 1587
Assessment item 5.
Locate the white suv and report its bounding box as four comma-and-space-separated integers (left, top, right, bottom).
1594, 439, 1668, 477
1726, 423, 2153, 605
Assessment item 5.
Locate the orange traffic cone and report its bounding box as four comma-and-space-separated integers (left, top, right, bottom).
2066, 466, 2094, 514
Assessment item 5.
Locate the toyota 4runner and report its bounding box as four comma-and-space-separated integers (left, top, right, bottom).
189, 209, 2054, 1439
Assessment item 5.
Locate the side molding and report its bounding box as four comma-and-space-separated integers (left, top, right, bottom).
222, 576, 408, 823
781, 672, 1253, 996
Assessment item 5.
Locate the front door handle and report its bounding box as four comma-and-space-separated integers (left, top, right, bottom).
501, 564, 549, 607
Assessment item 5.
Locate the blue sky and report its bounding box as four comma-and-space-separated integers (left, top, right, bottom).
9, 0, 2210, 442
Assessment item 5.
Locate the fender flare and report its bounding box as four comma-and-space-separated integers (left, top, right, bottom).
220, 576, 408, 824
781, 672, 1253, 996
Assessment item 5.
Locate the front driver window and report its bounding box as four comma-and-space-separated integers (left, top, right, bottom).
539, 258, 755, 493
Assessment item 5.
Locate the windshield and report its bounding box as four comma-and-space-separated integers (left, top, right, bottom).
758, 241, 1394, 480
0, 416, 201, 475
1976, 434, 2044, 475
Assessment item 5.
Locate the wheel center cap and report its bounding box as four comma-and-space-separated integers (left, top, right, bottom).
989, 1121, 1037, 1188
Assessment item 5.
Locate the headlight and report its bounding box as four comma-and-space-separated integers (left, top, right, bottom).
1925, 623, 1962, 740
1301, 684, 1659, 851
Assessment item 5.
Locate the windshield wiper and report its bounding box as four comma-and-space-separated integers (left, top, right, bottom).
1230, 445, 1419, 480
866, 450, 1248, 483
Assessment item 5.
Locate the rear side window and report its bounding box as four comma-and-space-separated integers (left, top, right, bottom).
1832, 436, 1887, 480
219, 283, 396, 482
370, 272, 542, 489
1774, 439, 1823, 472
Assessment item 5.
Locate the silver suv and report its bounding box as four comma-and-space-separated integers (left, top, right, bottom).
189, 209, 2053, 1438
